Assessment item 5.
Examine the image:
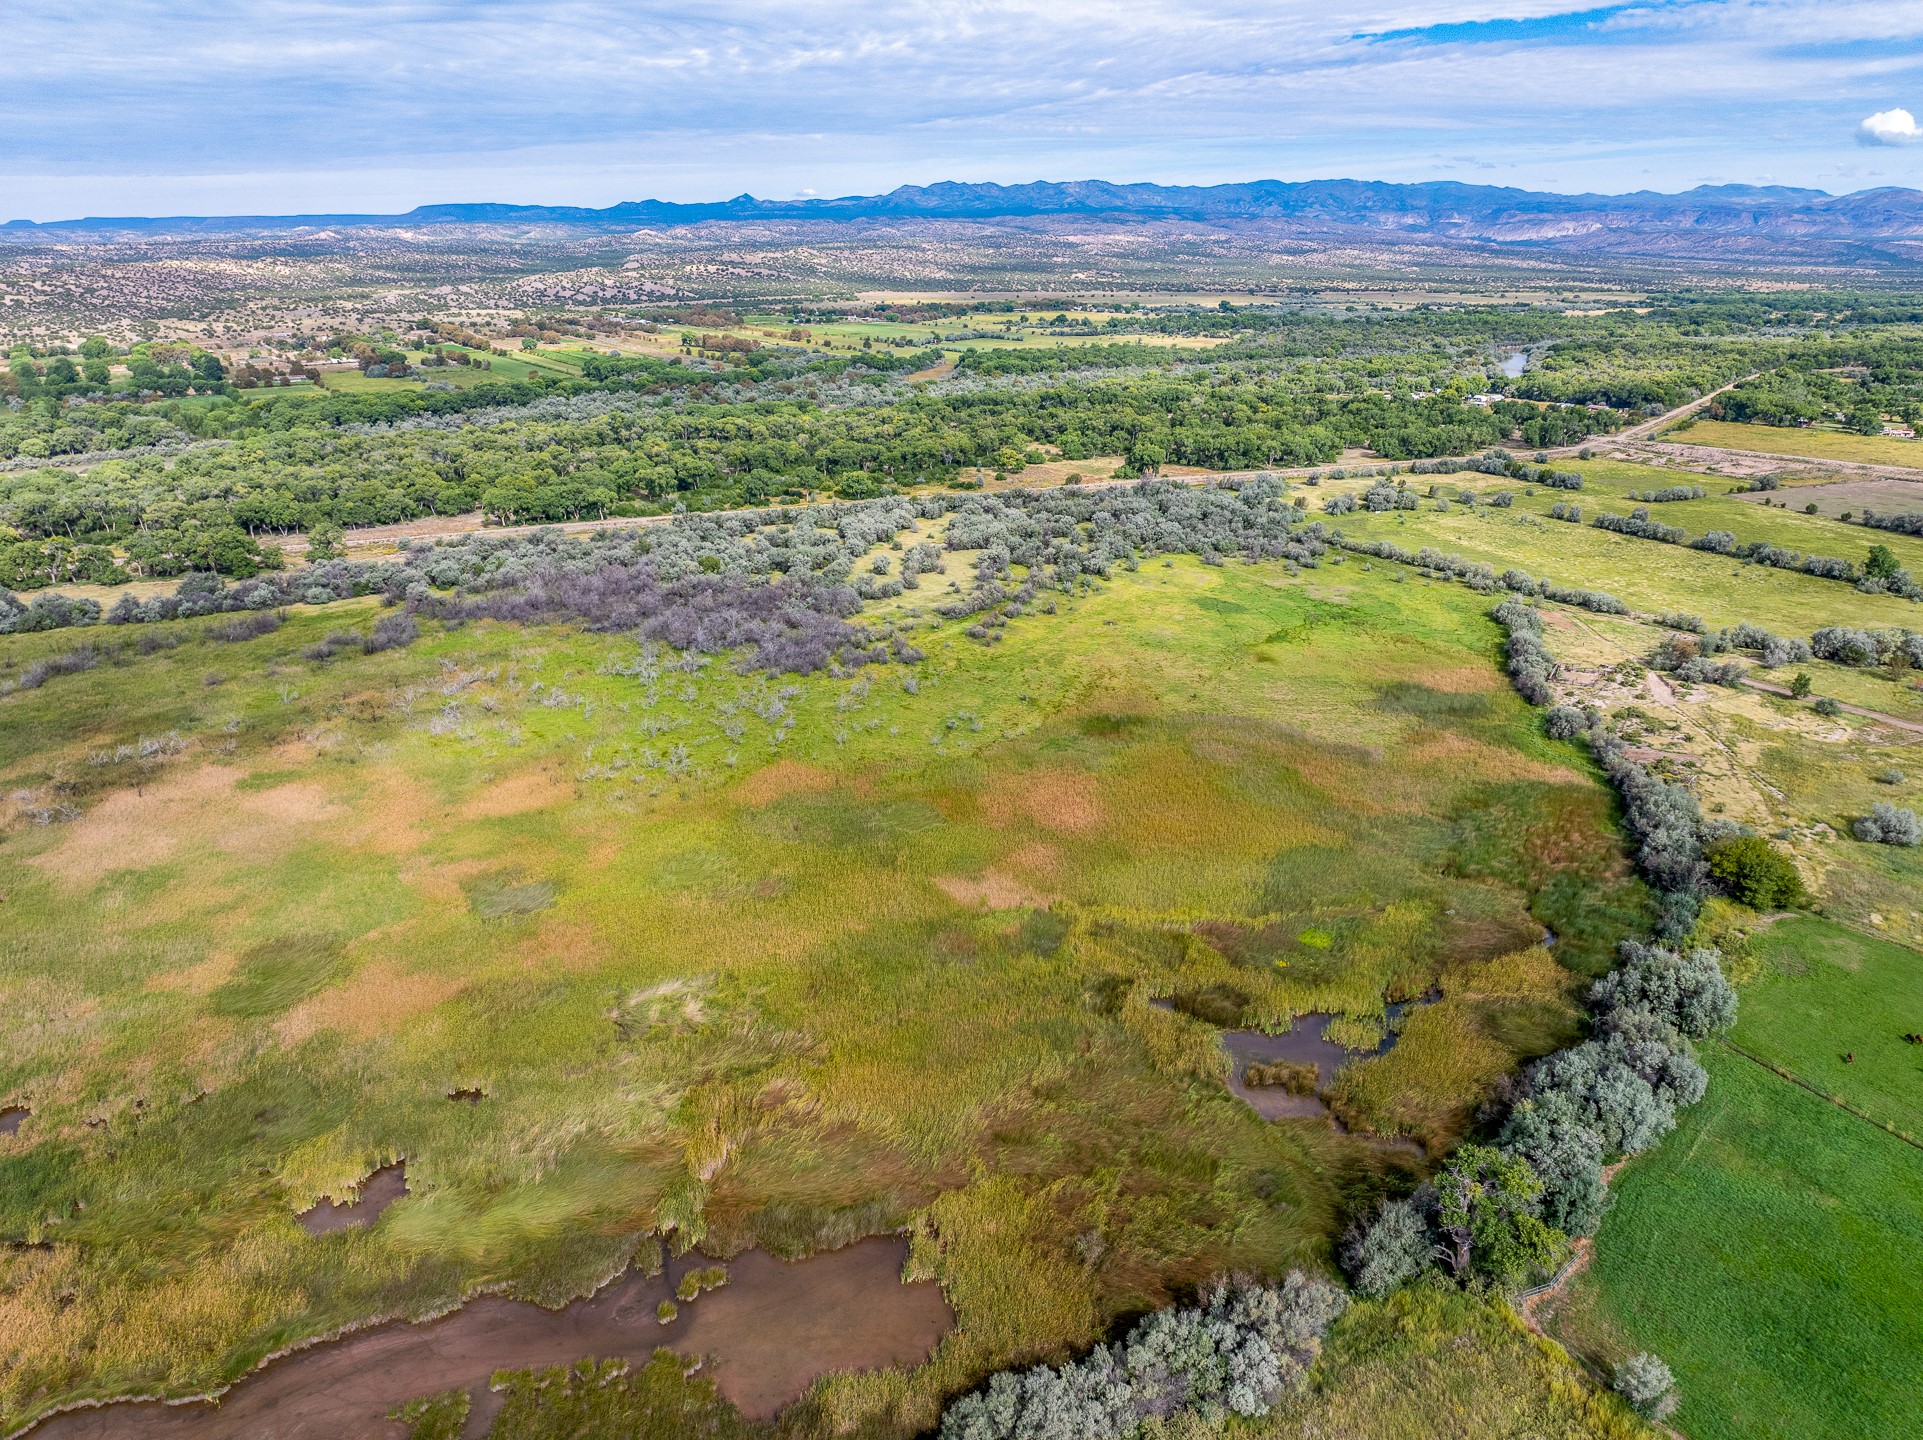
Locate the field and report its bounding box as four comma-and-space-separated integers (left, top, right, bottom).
1727, 918, 1923, 1140
1539, 1047, 1923, 1440
8, 282, 1923, 1439
1668, 418, 1923, 470
1259, 1288, 1644, 1440
316, 347, 586, 394
0, 551, 1641, 1434
1326, 457, 1923, 634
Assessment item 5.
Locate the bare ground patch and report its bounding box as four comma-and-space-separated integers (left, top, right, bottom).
1731, 475, 1923, 520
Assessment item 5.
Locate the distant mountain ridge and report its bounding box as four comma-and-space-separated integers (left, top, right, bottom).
8, 178, 1923, 257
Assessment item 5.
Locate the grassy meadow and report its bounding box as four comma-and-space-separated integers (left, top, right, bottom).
0, 550, 1640, 1433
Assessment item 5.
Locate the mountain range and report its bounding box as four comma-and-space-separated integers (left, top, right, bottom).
8, 179, 1923, 260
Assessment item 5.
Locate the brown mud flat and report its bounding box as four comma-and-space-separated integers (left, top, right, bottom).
22, 1237, 952, 1440
296, 1161, 409, 1236
0, 1107, 26, 1136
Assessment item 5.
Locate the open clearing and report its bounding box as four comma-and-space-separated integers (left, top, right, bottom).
1668, 418, 1923, 471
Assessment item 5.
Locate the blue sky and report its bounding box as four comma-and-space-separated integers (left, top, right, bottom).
5, 0, 1922, 220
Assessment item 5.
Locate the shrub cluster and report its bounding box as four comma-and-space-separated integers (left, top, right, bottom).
1627, 485, 1706, 502
1491, 597, 1558, 704
1593, 507, 1688, 545
1854, 802, 1922, 846
1861, 509, 1923, 538
938, 1274, 1346, 1440
1810, 625, 1923, 669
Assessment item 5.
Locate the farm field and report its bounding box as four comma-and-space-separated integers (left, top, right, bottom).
0, 549, 1639, 1434
1540, 1043, 1923, 1440
1328, 465, 1923, 635
1668, 418, 1923, 470
1729, 918, 1923, 1139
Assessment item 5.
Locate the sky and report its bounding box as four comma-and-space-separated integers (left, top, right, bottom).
5, 0, 1923, 221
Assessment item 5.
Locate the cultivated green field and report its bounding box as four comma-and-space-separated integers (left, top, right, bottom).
1329, 460, 1923, 634
0, 554, 1637, 1433
1543, 1047, 1923, 1440
1732, 918, 1923, 1140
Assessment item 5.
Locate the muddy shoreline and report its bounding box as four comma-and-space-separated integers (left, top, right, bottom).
19, 1237, 952, 1440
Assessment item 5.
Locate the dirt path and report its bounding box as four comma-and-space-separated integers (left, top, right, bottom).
1612, 373, 1763, 444
1738, 678, 1923, 737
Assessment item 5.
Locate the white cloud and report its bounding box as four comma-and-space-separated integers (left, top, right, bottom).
1860, 108, 1921, 145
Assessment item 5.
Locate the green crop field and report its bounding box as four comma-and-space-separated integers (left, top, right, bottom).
1328, 473, 1923, 635
1669, 418, 1923, 469
1730, 918, 1923, 1139
1542, 1046, 1923, 1440
0, 553, 1642, 1433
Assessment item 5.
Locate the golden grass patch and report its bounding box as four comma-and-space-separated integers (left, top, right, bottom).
1404, 731, 1585, 785
732, 760, 835, 807
29, 763, 242, 885
144, 954, 237, 995
933, 870, 1054, 911
457, 767, 573, 819
275, 961, 468, 1044
980, 766, 1105, 834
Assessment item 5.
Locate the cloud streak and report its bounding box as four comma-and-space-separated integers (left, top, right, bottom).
3, 2, 1921, 217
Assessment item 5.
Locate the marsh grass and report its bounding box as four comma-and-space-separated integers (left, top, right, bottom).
0, 557, 1643, 1432
1254, 1285, 1649, 1440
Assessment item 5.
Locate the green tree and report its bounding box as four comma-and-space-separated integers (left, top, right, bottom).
305, 521, 346, 561
1789, 672, 1812, 698
1865, 544, 1902, 582
1434, 1145, 1567, 1289
1705, 834, 1806, 910
79, 336, 111, 360
1847, 406, 1884, 436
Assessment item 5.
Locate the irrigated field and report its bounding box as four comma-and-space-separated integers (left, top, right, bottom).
1539, 1047, 1923, 1440
0, 552, 1638, 1434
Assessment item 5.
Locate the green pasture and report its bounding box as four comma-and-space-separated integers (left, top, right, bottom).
1734, 918, 1923, 1139
1332, 477, 1923, 636
0, 554, 1637, 1433
1547, 1041, 1923, 1440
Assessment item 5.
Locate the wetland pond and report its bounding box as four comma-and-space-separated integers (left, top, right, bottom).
1221, 996, 1434, 1123
26, 1237, 953, 1440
